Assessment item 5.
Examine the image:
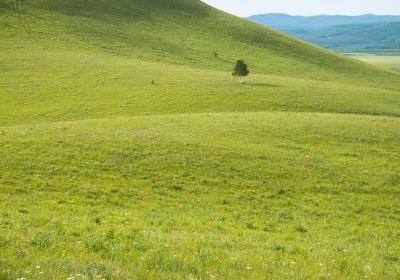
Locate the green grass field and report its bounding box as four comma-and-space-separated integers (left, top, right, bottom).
1, 0, 400, 279
346, 53, 400, 70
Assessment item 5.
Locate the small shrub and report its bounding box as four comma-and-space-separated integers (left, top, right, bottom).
213, 50, 218, 58
246, 223, 257, 230
273, 244, 285, 252
31, 232, 52, 248
172, 185, 183, 191
296, 225, 308, 234
106, 229, 115, 240
277, 188, 286, 195
263, 223, 277, 232
94, 217, 101, 225
18, 208, 29, 214
354, 208, 363, 214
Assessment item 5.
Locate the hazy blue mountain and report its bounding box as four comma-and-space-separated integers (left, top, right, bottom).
247, 14, 400, 53
248, 13, 400, 30
289, 22, 400, 52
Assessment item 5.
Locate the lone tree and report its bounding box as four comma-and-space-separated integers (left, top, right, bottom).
232, 60, 249, 84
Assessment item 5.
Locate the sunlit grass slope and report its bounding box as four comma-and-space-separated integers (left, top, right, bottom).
1, 113, 400, 279
1, 0, 400, 126
0, 0, 400, 279
1, 49, 400, 126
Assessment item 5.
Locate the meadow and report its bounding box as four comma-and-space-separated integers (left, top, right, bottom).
0, 0, 400, 279
347, 53, 400, 70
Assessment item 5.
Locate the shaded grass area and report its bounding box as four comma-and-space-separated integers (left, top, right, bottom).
0, 113, 400, 279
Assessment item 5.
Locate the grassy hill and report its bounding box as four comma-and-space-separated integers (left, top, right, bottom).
1, 0, 400, 279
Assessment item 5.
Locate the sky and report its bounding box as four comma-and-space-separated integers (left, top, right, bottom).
201, 0, 400, 17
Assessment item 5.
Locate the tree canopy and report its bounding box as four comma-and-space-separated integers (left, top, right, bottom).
232, 60, 249, 84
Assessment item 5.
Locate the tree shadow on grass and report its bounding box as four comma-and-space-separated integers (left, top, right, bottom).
245, 82, 285, 88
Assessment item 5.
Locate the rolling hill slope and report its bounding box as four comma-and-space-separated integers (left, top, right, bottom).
0, 0, 400, 279
1, 0, 399, 125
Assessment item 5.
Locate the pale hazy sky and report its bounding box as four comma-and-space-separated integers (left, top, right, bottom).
201, 0, 400, 17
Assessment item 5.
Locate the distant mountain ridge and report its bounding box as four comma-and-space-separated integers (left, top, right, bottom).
291, 22, 400, 52
247, 14, 400, 53
247, 13, 400, 30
